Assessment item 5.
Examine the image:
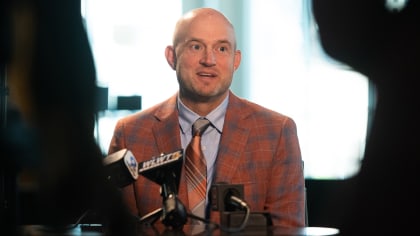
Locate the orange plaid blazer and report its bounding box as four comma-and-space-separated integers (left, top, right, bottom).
108, 91, 305, 227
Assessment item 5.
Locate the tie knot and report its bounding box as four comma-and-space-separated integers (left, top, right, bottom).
192, 118, 210, 137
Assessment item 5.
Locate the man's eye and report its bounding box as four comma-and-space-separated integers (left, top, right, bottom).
219, 46, 227, 52
192, 44, 201, 50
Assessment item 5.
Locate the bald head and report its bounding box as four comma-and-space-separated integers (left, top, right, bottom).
164, 7, 241, 112
172, 8, 237, 50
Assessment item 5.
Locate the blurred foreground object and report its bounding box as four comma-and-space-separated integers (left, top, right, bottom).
312, 0, 420, 235
2, 0, 136, 234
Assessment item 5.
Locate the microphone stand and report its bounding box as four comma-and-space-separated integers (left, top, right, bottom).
138, 175, 187, 229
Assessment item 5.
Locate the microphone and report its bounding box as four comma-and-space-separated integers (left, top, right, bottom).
211, 183, 273, 229
103, 149, 187, 228
138, 149, 186, 228
138, 149, 183, 196
103, 148, 184, 191
103, 149, 138, 188
211, 182, 251, 231
211, 182, 245, 212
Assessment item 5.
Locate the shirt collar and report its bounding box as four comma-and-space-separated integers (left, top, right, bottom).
178, 94, 229, 135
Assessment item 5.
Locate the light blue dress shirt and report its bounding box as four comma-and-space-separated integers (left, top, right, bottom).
177, 94, 228, 201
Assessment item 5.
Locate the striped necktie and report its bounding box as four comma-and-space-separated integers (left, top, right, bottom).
185, 118, 210, 220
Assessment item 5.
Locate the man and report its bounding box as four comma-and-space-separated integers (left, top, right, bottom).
108, 7, 305, 228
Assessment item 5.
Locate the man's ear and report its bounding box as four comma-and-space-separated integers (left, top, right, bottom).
165, 46, 176, 70
234, 49, 242, 71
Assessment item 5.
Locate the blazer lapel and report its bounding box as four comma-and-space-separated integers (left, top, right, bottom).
214, 92, 251, 183
152, 94, 181, 154
151, 94, 190, 208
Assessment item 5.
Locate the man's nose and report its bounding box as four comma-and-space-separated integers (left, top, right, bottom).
200, 49, 216, 66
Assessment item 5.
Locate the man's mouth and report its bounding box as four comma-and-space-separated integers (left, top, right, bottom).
197, 72, 216, 77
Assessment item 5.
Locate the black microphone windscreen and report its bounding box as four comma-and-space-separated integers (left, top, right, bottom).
138, 149, 183, 191
103, 149, 138, 188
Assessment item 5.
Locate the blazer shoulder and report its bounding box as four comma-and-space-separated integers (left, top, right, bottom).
117, 94, 177, 124
230, 93, 295, 124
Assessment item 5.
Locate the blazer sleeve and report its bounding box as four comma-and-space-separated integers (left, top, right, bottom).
267, 117, 305, 227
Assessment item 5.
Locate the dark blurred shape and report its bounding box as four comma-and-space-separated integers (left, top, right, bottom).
95, 86, 109, 112
312, 0, 420, 235
117, 95, 142, 110
1, 0, 136, 234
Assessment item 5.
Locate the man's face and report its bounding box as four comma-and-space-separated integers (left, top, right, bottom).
171, 12, 241, 103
